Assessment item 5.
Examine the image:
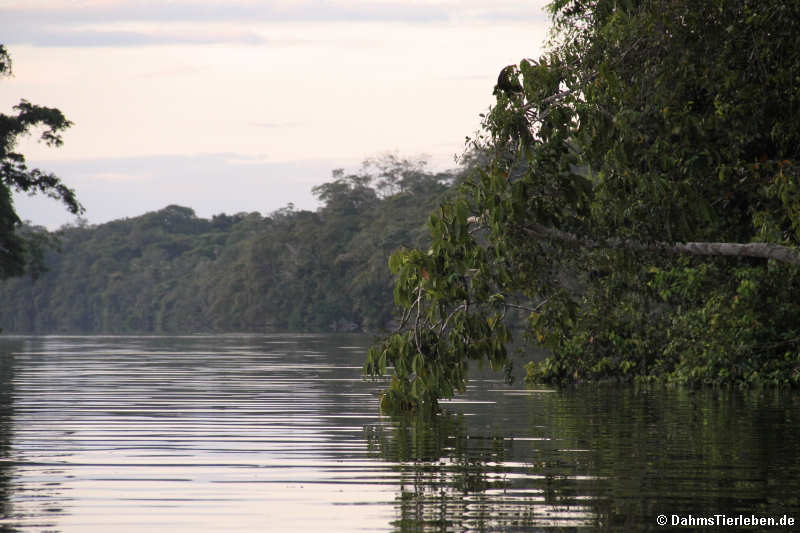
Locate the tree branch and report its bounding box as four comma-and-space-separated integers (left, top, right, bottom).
437, 301, 467, 336
522, 222, 800, 266
504, 299, 550, 314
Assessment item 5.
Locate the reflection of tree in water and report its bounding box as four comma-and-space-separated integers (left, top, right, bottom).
0, 340, 18, 527
532, 386, 800, 531
365, 386, 800, 532
0, 339, 69, 531
365, 409, 542, 532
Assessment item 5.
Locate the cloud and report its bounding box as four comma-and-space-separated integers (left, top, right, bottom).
1, 26, 268, 48
85, 170, 154, 182
0, 1, 550, 47
0, 1, 450, 33
468, 7, 551, 23
0, 4, 444, 48
132, 65, 206, 79
2, 0, 550, 24
248, 121, 305, 130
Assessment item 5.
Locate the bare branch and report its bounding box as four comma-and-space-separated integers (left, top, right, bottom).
397, 299, 415, 331
413, 284, 423, 354
437, 301, 468, 336
504, 298, 550, 314
522, 222, 800, 266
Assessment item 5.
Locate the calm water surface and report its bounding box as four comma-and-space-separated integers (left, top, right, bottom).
0, 335, 798, 532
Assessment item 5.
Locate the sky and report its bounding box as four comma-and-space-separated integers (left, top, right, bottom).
1, 0, 551, 228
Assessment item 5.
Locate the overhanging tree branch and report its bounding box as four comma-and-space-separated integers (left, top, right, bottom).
522, 222, 800, 266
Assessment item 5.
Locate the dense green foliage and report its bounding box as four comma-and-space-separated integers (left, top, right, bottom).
0, 158, 455, 333
365, 0, 800, 411
1, 45, 82, 280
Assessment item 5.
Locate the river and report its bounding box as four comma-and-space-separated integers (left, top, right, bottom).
0, 334, 797, 531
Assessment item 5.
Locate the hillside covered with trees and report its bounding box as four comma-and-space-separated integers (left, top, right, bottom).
0, 157, 457, 334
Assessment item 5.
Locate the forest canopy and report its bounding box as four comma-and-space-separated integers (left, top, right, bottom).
364, 0, 800, 411
0, 158, 457, 334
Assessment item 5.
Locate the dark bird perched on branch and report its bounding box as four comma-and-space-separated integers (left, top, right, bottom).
494, 65, 522, 96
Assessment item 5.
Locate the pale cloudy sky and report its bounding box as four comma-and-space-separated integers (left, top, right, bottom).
1, 0, 550, 228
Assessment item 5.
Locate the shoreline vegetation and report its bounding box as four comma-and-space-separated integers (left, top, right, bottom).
363, 0, 800, 410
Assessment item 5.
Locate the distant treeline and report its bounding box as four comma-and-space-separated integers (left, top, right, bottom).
0, 157, 459, 333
